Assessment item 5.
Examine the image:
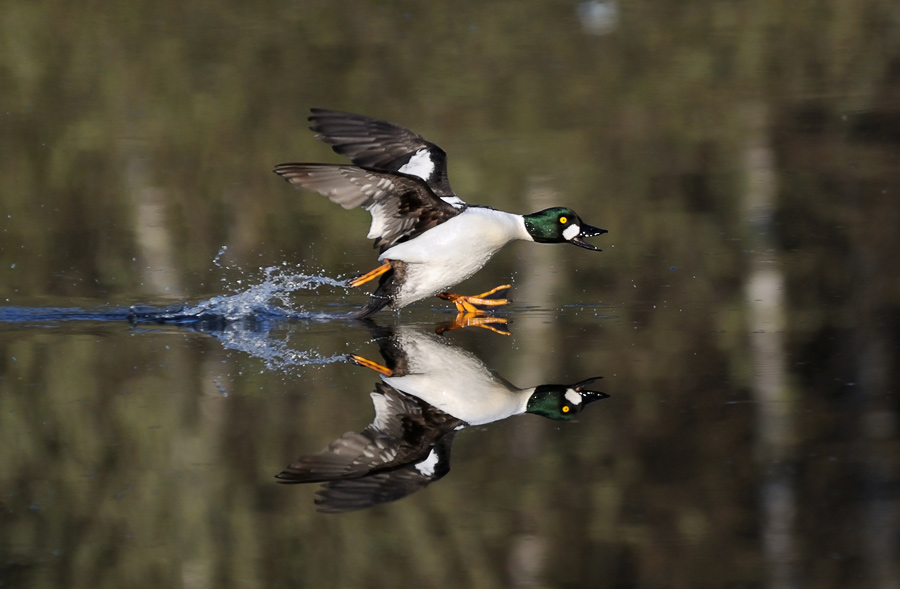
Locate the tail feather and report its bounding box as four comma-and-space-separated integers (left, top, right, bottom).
348, 295, 390, 319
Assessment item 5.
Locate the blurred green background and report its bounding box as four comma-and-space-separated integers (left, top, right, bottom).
2, 0, 899, 587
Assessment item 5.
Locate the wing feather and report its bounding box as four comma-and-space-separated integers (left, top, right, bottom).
308, 108, 462, 205
273, 163, 460, 252
275, 383, 463, 485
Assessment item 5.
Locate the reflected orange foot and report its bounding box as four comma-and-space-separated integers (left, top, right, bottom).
436, 284, 512, 314
348, 354, 393, 376
436, 312, 510, 336
347, 260, 392, 287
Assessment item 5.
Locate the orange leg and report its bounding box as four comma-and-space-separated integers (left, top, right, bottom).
347, 260, 392, 287
348, 354, 393, 376
436, 313, 510, 336
436, 284, 512, 315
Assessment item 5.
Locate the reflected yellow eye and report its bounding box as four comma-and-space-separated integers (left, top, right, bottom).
562, 405, 571, 413
559, 216, 568, 224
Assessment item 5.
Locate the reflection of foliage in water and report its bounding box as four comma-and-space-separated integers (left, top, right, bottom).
0, 1, 898, 587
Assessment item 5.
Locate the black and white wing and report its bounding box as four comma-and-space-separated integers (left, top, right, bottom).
273, 163, 461, 253
312, 433, 457, 514
275, 382, 465, 487
308, 108, 465, 208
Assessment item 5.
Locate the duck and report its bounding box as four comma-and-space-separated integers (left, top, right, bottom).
274, 108, 607, 321
351, 323, 608, 425
276, 323, 608, 513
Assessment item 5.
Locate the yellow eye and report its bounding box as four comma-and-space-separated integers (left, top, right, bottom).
562, 405, 571, 413
559, 216, 568, 224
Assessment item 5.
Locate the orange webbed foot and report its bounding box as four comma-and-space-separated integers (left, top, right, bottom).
435, 313, 511, 336
347, 260, 392, 287
348, 354, 393, 376
436, 284, 512, 315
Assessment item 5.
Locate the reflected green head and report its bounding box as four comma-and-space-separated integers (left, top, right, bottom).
525, 383, 609, 421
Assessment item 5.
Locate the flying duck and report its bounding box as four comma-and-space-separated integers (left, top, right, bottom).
274, 109, 607, 320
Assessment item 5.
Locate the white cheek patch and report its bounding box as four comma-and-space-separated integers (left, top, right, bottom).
415, 449, 440, 477
563, 224, 580, 241
564, 389, 583, 405
398, 149, 436, 181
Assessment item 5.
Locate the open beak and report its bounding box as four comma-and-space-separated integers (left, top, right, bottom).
570, 224, 608, 251
572, 376, 609, 404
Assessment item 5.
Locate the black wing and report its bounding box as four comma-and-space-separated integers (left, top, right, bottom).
308, 108, 462, 205
273, 163, 460, 253
275, 382, 465, 484
312, 433, 456, 514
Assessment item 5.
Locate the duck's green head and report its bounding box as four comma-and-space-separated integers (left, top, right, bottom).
525, 377, 608, 420
523, 207, 607, 250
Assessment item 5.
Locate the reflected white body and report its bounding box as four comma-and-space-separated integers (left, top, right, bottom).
381, 328, 537, 425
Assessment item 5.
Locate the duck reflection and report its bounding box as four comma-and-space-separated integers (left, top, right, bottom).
276, 324, 608, 513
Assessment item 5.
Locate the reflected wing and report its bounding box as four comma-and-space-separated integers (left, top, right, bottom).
275, 429, 400, 484
273, 163, 460, 253
275, 383, 464, 484
308, 108, 463, 207
313, 434, 456, 514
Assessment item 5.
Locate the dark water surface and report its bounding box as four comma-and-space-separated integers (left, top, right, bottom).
2, 1, 900, 587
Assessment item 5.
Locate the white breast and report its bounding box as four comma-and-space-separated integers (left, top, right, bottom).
380, 208, 531, 306
381, 331, 531, 425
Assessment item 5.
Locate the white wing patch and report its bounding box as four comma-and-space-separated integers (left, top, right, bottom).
563, 224, 580, 241
370, 392, 391, 429
398, 149, 435, 181
363, 176, 403, 240
366, 215, 386, 240
440, 195, 466, 209
415, 449, 440, 477
564, 389, 583, 406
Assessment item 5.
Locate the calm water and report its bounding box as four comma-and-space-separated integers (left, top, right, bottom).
2, 1, 900, 587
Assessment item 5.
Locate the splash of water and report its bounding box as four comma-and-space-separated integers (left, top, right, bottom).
180, 263, 349, 322
0, 259, 357, 373
200, 322, 350, 373
170, 262, 353, 372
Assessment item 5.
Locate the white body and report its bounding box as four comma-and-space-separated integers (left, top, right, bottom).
379, 207, 532, 306
381, 328, 535, 425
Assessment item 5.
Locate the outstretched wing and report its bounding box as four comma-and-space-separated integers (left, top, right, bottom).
273, 163, 460, 253
275, 383, 463, 485
275, 164, 460, 252
308, 108, 464, 208
312, 434, 456, 514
